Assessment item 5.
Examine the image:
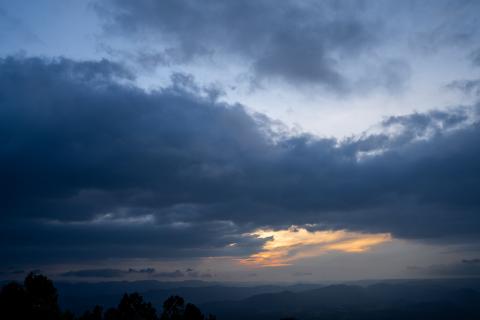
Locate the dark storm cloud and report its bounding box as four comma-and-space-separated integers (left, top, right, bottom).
0, 218, 264, 264
1, 56, 480, 264
96, 0, 399, 92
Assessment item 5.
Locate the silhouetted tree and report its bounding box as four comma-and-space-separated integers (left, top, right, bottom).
1, 274, 214, 320
79, 305, 103, 320
0, 281, 30, 319
184, 303, 203, 320
24, 272, 61, 319
103, 293, 157, 320
160, 295, 184, 320
104, 307, 121, 320
0, 272, 62, 320
62, 310, 77, 320
159, 295, 214, 320
118, 293, 157, 320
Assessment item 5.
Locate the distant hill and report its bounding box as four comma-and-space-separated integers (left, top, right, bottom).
42, 277, 480, 318
55, 280, 325, 314
201, 281, 480, 320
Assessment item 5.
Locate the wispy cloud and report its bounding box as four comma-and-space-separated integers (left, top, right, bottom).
240, 227, 391, 267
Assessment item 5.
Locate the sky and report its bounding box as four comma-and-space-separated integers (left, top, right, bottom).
1, 0, 480, 283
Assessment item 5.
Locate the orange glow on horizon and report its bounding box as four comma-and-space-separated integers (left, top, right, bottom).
239, 227, 391, 267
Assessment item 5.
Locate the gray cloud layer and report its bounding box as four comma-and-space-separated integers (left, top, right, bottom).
1, 56, 480, 265
96, 0, 406, 92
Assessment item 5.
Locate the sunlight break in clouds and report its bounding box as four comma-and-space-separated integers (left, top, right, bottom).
240, 227, 391, 267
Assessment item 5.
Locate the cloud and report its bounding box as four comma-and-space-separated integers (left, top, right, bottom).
95, 0, 411, 93
153, 268, 213, 279
0, 269, 25, 275
59, 267, 162, 278
402, 1, 480, 54
95, 1, 480, 94
59, 267, 212, 279
0, 7, 41, 44
128, 268, 156, 274
471, 48, 480, 67
0, 219, 264, 264
184, 268, 213, 279
154, 270, 184, 279
61, 268, 128, 278
1, 56, 480, 266
462, 258, 480, 265
448, 79, 480, 96
239, 227, 391, 267
408, 258, 480, 277
293, 272, 312, 277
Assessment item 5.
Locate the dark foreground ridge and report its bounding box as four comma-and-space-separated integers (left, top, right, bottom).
2, 273, 480, 319
0, 273, 215, 320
